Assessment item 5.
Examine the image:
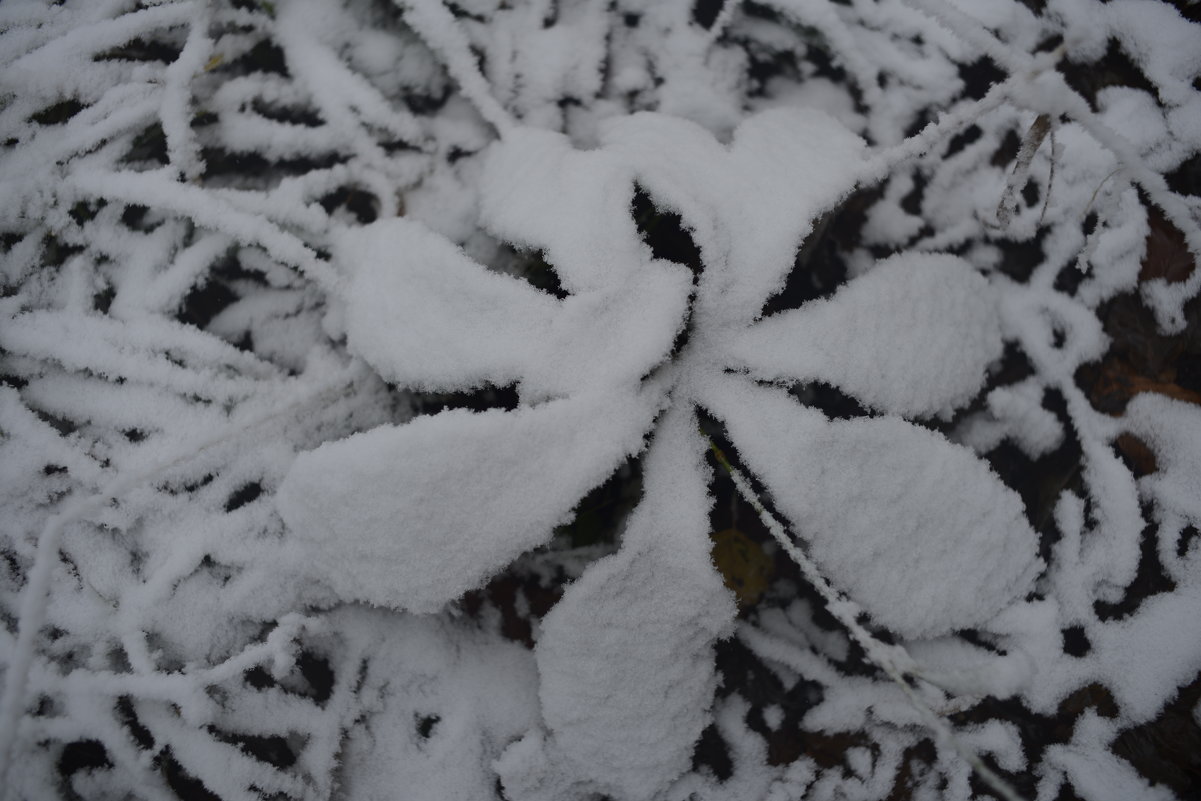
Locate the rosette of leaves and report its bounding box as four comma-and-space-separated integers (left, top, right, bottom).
276, 107, 1042, 801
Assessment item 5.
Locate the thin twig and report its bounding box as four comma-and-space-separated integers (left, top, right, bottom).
995, 113, 1052, 229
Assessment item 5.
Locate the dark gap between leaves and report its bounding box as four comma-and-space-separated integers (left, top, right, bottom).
1061, 625, 1092, 657
692, 0, 725, 29
958, 57, 1006, 101
690, 723, 733, 780
631, 184, 703, 273
156, 747, 221, 801
1058, 38, 1158, 109
410, 383, 521, 416
945, 124, 984, 160
458, 451, 646, 646
514, 249, 568, 300
760, 185, 875, 316
242, 650, 335, 705
95, 38, 182, 65
209, 728, 298, 769
1178, 525, 1199, 559
319, 186, 378, 224
416, 713, 440, 740
30, 99, 86, 126
224, 481, 263, 512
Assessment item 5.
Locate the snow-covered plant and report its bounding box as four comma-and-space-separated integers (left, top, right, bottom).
2, 1, 1200, 800
278, 105, 1043, 799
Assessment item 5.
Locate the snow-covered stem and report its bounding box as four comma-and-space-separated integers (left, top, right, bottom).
160, 1, 212, 181
0, 362, 366, 786
859, 35, 1063, 185
707, 439, 912, 675
706, 439, 1027, 801
758, 0, 883, 111
907, 0, 1201, 262
901, 0, 1032, 74
394, 0, 516, 136
67, 169, 344, 294
1011, 74, 1201, 261
859, 82, 1010, 183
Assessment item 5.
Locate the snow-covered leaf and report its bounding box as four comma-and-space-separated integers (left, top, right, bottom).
523, 261, 693, 399
526, 407, 736, 801
344, 208, 693, 402
276, 388, 661, 612
722, 253, 1003, 416
479, 127, 651, 294
701, 377, 1042, 639
340, 218, 559, 392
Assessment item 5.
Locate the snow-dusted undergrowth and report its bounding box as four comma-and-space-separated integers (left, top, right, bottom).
1, 1, 1199, 800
